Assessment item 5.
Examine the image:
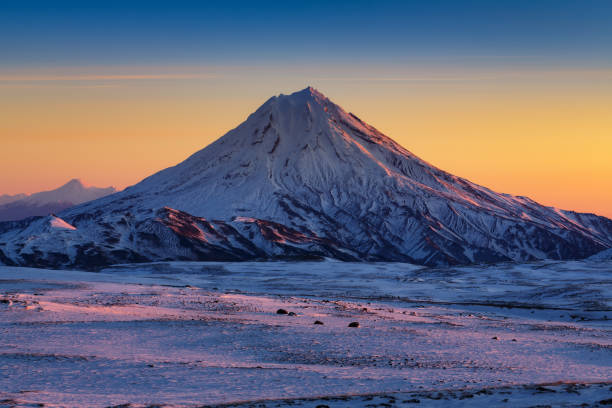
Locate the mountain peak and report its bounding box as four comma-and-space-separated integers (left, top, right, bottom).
273, 86, 330, 109
212, 85, 408, 171
0, 179, 117, 221
56, 178, 116, 195
290, 86, 326, 98
4, 87, 610, 268
63, 178, 86, 189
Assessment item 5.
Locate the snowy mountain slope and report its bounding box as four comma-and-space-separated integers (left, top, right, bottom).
0, 87, 610, 269
0, 179, 116, 222
0, 193, 27, 206
588, 247, 612, 261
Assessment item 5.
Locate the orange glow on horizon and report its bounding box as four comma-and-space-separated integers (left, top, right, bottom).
1, 67, 611, 218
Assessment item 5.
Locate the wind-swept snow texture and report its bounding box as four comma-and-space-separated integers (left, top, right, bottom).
1, 87, 611, 268
0, 260, 610, 407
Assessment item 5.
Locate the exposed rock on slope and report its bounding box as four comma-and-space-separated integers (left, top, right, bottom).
0, 88, 610, 269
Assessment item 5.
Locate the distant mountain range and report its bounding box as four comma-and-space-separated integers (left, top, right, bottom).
0, 179, 116, 222
0, 87, 610, 269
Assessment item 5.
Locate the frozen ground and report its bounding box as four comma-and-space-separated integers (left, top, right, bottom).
0, 260, 610, 407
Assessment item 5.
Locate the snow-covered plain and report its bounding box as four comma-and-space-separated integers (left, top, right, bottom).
1, 260, 610, 407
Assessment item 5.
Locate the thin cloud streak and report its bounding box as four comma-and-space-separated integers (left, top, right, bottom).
312, 69, 612, 83
0, 73, 220, 82
312, 76, 493, 82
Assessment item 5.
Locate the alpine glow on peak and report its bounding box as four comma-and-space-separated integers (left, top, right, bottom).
0, 88, 611, 269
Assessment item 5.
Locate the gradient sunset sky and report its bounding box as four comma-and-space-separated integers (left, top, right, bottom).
1, 1, 611, 217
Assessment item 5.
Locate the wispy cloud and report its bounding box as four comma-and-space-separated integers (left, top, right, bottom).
311, 69, 612, 83
312, 76, 492, 82
0, 73, 219, 82
1, 66, 610, 88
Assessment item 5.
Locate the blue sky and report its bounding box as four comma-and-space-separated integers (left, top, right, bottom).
1, 1, 611, 217
2, 0, 611, 67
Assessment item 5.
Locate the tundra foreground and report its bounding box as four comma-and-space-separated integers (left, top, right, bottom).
1, 260, 610, 407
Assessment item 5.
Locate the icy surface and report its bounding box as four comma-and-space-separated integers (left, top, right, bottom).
1, 260, 610, 407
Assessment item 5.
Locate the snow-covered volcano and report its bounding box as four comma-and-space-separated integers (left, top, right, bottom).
1, 87, 611, 269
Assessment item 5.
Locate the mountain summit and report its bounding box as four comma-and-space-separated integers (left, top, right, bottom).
1, 87, 611, 268
0, 179, 116, 222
